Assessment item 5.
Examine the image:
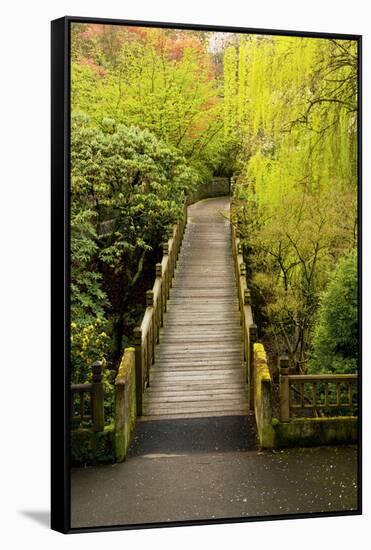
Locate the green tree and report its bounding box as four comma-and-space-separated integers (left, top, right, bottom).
309, 248, 358, 374
71, 24, 225, 180
70, 113, 199, 378
228, 35, 358, 365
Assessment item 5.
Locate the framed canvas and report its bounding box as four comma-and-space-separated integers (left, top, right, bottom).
51, 16, 362, 533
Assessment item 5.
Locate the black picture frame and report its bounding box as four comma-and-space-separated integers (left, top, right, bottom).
51, 15, 362, 534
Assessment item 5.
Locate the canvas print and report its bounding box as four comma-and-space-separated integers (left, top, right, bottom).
66, 20, 360, 530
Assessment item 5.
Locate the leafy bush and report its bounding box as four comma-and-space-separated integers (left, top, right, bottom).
309, 248, 358, 374
70, 320, 110, 383
70, 114, 199, 383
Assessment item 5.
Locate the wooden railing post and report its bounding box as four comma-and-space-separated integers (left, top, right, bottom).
279, 353, 290, 422
243, 289, 252, 377
91, 360, 104, 432
248, 323, 258, 410
167, 229, 173, 279
156, 263, 164, 327
146, 290, 155, 369
134, 327, 143, 416
279, 353, 289, 375
163, 242, 170, 299
146, 289, 154, 307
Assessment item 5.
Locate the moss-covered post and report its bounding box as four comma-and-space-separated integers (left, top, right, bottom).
248, 323, 258, 410
146, 289, 154, 307
254, 343, 275, 448
115, 348, 136, 462
244, 288, 251, 305
279, 353, 290, 422
134, 327, 143, 416
91, 360, 104, 432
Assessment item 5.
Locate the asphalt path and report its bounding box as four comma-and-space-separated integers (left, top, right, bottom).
71, 415, 358, 528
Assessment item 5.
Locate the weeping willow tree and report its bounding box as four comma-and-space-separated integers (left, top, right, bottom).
223, 45, 238, 137
227, 35, 358, 370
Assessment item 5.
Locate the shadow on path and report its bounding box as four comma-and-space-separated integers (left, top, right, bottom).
129, 415, 258, 456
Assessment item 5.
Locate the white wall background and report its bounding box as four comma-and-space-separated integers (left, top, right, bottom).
1, 0, 369, 547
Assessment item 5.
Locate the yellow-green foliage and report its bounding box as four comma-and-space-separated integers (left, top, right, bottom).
225, 36, 357, 205
223, 45, 237, 136
227, 36, 358, 368
71, 24, 223, 178
70, 320, 110, 384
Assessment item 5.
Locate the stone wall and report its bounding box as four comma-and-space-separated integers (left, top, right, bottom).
272, 417, 358, 448
70, 425, 115, 465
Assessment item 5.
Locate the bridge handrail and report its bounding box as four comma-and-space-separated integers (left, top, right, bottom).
278, 363, 358, 421
70, 360, 105, 432
134, 202, 188, 415
231, 223, 257, 410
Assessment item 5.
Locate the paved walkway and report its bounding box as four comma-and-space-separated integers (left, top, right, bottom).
143, 197, 248, 418
71, 440, 358, 528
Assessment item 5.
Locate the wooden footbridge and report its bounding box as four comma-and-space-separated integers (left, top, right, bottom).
71, 192, 358, 466
143, 197, 249, 419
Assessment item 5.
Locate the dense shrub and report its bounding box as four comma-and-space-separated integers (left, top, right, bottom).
309, 248, 358, 374
71, 114, 199, 382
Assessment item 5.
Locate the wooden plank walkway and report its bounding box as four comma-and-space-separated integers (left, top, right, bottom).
142, 197, 249, 419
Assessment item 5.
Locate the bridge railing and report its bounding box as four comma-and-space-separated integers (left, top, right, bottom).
134, 202, 188, 415
253, 344, 358, 448
278, 355, 358, 421
70, 360, 105, 432
231, 224, 257, 410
